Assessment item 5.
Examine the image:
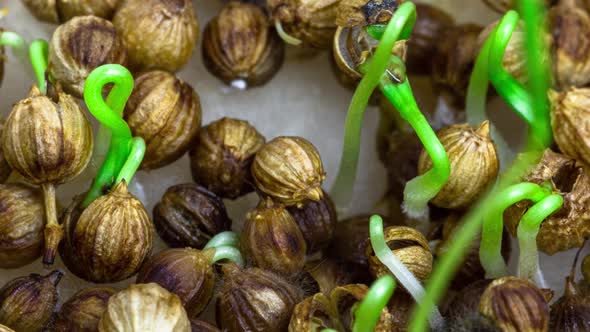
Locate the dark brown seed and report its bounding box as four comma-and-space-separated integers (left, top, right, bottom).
0, 183, 45, 268
479, 277, 550, 332
300, 258, 361, 295
202, 2, 284, 87
550, 277, 590, 332
216, 263, 302, 332
286, 190, 337, 254
54, 287, 116, 332
0, 271, 62, 332
153, 183, 232, 249
406, 3, 454, 76
189, 117, 265, 199
241, 198, 307, 275
431, 23, 483, 109
48, 15, 127, 98
59, 182, 154, 283
113, 0, 199, 72
136, 248, 216, 318
124, 70, 202, 170
190, 319, 220, 332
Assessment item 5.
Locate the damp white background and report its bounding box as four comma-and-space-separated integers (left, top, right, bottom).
0, 0, 584, 319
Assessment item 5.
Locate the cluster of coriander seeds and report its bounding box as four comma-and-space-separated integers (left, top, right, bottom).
5, 0, 590, 331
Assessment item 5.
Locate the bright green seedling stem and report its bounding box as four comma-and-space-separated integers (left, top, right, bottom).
480, 182, 551, 278
82, 64, 134, 208
381, 66, 450, 219
331, 1, 416, 210
114, 137, 145, 185
204, 231, 240, 249
369, 215, 443, 329
211, 245, 244, 267
28, 39, 48, 94
353, 275, 395, 332
517, 193, 562, 285
409, 1, 552, 330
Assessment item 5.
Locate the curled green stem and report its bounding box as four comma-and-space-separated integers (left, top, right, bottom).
212, 245, 244, 267
274, 20, 302, 46
480, 182, 551, 278
330, 1, 416, 210
369, 215, 444, 329
353, 275, 396, 332
82, 64, 134, 207
114, 137, 145, 185
517, 194, 563, 284
381, 76, 449, 219
204, 231, 240, 249
0, 31, 29, 72
28, 39, 48, 94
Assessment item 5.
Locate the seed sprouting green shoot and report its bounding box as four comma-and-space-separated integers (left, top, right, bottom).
409, 1, 553, 331
82, 64, 142, 207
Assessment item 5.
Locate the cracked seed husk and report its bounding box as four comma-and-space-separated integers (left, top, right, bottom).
99, 283, 191, 332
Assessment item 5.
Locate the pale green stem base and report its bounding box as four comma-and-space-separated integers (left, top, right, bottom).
212, 246, 244, 267
517, 194, 563, 284
381, 81, 450, 220
204, 231, 240, 249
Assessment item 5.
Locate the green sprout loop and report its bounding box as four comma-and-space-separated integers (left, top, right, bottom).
380, 63, 450, 219
204, 231, 240, 249
28, 39, 48, 94
517, 193, 563, 284
331, 1, 417, 210
82, 64, 134, 207
409, 1, 552, 330
369, 215, 443, 329
353, 275, 396, 332
211, 245, 244, 267
480, 182, 552, 278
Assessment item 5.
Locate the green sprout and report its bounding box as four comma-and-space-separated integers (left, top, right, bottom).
516, 193, 562, 284
0, 30, 30, 77
331, 2, 423, 210
28, 39, 48, 94
369, 215, 443, 329
409, 1, 553, 330
479, 182, 561, 280
82, 64, 134, 207
353, 275, 396, 332
380, 59, 450, 219
204, 231, 240, 250
211, 245, 244, 267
